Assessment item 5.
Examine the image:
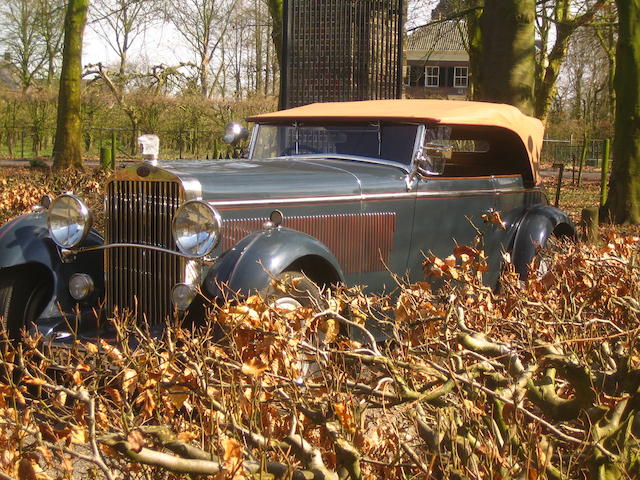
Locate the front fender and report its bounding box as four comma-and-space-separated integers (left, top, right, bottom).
204, 227, 344, 297
0, 211, 104, 318
0, 211, 59, 270
511, 205, 575, 278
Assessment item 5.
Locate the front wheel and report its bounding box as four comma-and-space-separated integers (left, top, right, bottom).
262, 271, 325, 310
262, 271, 330, 381
0, 268, 51, 340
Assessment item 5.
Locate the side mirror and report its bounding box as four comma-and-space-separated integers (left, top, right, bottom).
222, 123, 249, 145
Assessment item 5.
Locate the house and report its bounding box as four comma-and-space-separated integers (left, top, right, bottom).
0, 52, 19, 91
405, 20, 470, 99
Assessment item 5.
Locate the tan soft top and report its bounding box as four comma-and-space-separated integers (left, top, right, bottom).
248, 99, 544, 183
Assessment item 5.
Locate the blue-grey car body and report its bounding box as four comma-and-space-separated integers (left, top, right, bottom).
0, 100, 576, 339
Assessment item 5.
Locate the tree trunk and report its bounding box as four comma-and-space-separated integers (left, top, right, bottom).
254, 0, 263, 94
267, 0, 283, 69
476, 0, 535, 115
52, 0, 88, 170
466, 0, 483, 100
602, 0, 640, 224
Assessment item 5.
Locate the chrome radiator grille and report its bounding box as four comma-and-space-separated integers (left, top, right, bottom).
105, 180, 183, 324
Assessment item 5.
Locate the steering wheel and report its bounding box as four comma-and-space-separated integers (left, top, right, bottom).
282, 144, 320, 155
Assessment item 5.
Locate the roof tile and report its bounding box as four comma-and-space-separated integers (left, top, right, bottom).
407, 20, 467, 52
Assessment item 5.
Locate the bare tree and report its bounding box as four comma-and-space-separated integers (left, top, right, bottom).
556, 26, 611, 131
0, 0, 65, 90
592, 1, 618, 120
534, 0, 610, 124
169, 0, 237, 98
35, 0, 66, 85
89, 0, 158, 78
265, 0, 282, 75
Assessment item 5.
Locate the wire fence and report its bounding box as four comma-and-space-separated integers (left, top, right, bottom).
1, 126, 609, 171
0, 126, 240, 161
542, 137, 607, 167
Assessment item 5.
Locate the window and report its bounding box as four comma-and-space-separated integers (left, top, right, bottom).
454, 67, 468, 87
425, 66, 439, 87
406, 65, 425, 86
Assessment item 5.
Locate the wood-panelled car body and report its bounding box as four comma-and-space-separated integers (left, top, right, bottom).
0, 100, 574, 341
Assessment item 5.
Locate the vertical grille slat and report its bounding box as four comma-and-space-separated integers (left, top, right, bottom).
105, 179, 183, 325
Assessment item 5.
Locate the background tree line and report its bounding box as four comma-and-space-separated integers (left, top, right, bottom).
1, 0, 639, 223
0, 0, 280, 98
0, 0, 280, 161
0, 0, 623, 146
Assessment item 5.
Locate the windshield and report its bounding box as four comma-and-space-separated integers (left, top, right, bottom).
250, 123, 419, 164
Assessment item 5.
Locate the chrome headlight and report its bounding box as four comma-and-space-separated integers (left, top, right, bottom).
172, 200, 222, 257
47, 194, 93, 248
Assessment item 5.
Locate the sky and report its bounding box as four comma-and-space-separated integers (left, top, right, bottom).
82, 2, 432, 68
82, 20, 191, 68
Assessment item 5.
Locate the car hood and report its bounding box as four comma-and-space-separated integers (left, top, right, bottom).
156, 157, 406, 203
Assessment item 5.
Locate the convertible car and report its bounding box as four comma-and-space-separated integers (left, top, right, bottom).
0, 99, 574, 341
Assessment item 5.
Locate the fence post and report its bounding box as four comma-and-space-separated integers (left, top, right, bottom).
577, 133, 588, 187
111, 131, 117, 165
600, 138, 611, 207
21, 127, 25, 159
195, 125, 199, 159
552, 163, 564, 207
100, 147, 113, 169
581, 207, 599, 243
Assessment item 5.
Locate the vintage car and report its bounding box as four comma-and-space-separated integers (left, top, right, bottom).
0, 99, 574, 341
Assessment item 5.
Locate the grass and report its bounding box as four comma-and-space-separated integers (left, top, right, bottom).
542, 175, 640, 237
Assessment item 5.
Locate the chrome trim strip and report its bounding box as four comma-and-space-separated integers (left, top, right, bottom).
210, 187, 537, 207
211, 194, 364, 207
67, 243, 211, 259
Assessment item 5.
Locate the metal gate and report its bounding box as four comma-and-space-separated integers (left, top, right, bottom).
282, 0, 404, 108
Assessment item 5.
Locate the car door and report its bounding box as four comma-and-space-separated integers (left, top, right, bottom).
407, 174, 497, 284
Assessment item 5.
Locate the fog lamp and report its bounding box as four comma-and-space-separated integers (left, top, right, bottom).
69, 273, 94, 300
171, 283, 197, 311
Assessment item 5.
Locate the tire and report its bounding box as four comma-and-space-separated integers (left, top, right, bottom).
0, 268, 51, 340
262, 271, 325, 310
262, 271, 328, 381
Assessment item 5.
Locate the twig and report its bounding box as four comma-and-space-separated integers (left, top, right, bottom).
313, 309, 382, 356
423, 359, 620, 461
